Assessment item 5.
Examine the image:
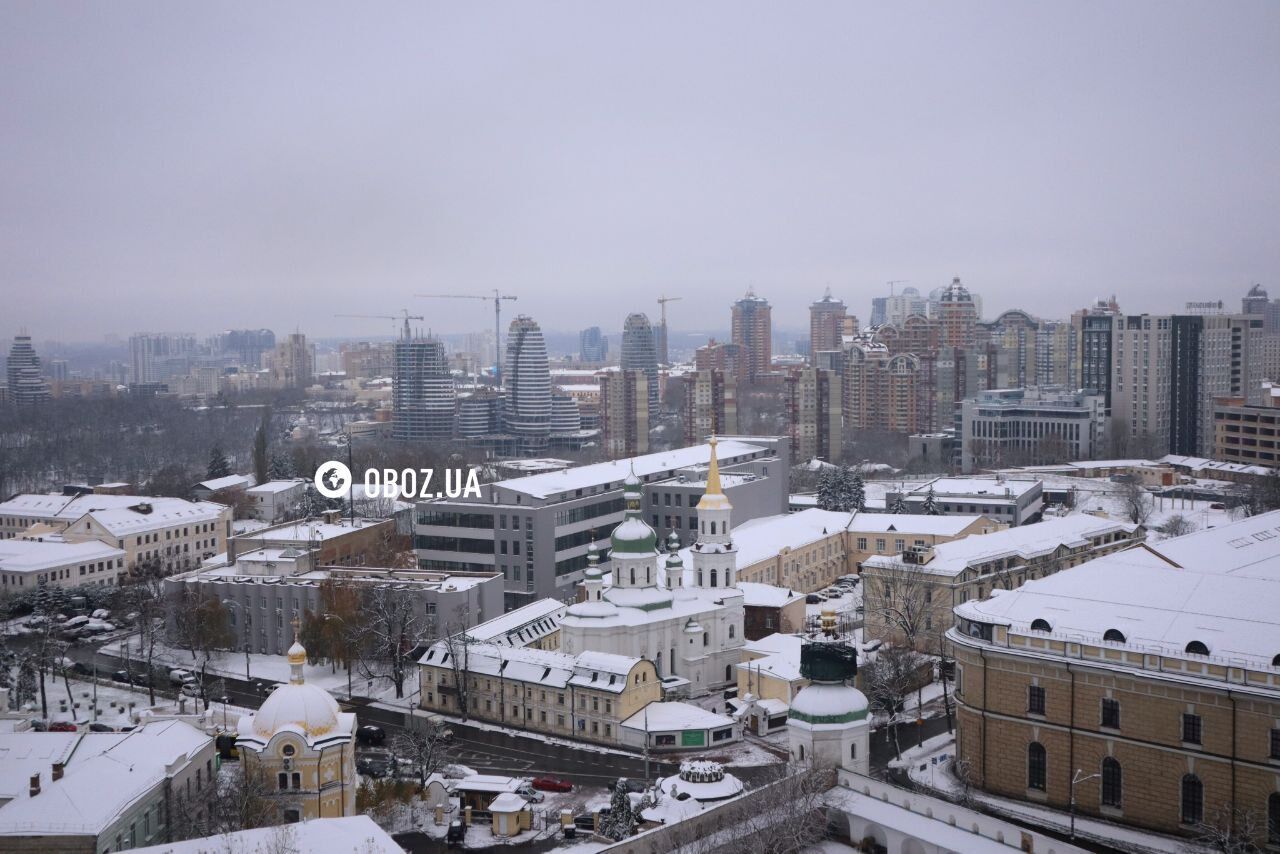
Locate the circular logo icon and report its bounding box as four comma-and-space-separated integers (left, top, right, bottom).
314, 460, 352, 499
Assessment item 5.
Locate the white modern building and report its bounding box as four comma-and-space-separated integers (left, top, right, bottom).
559, 439, 746, 697
244, 478, 308, 522
884, 477, 1043, 526
0, 538, 126, 590
960, 387, 1107, 473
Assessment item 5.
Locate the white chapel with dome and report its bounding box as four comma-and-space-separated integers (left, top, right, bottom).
560, 438, 745, 698
237, 635, 358, 822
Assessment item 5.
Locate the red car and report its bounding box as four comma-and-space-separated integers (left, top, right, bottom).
48, 722, 78, 733
531, 776, 573, 793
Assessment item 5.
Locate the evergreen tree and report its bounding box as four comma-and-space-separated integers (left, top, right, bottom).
206, 446, 232, 480
889, 492, 908, 514
14, 657, 37, 709
922, 486, 941, 515
848, 468, 866, 512
600, 780, 638, 841
816, 467, 840, 511
251, 409, 270, 486
268, 453, 295, 480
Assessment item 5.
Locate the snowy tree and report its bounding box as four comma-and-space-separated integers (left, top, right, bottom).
815, 467, 840, 511
600, 780, 638, 840
268, 453, 296, 479
848, 467, 866, 512
251, 414, 270, 486
921, 486, 940, 515
206, 446, 231, 480
354, 584, 430, 699
889, 492, 907, 514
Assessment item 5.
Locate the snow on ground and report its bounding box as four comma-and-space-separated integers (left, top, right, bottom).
99, 635, 416, 704
20, 672, 251, 730
696, 732, 790, 768
801, 842, 858, 854
1071, 494, 1234, 540
393, 705, 645, 759
805, 586, 863, 621
906, 734, 1213, 853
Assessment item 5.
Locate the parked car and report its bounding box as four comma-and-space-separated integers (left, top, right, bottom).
805, 594, 823, 604
180, 682, 201, 698
216, 732, 240, 760
356, 750, 393, 779
72, 661, 93, 676
48, 721, 78, 733
170, 669, 196, 685
532, 776, 573, 793
89, 722, 115, 733
357, 725, 386, 746
515, 782, 545, 803
110, 670, 131, 683
29, 719, 49, 732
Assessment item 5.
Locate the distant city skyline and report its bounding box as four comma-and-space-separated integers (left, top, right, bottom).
3, 3, 1278, 339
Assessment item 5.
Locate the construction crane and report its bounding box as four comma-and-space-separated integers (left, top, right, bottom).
887, 280, 908, 296
656, 295, 682, 364
417, 290, 517, 384
334, 309, 424, 340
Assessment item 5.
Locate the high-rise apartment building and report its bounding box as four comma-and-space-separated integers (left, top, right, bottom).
219, 329, 276, 369
129, 333, 197, 384
5, 335, 51, 406
1074, 297, 1121, 408
503, 315, 553, 451
683, 368, 737, 445
808, 289, 846, 364
1112, 313, 1261, 457
392, 335, 455, 442
579, 326, 608, 363
271, 332, 314, 389
341, 341, 397, 379
935, 277, 979, 349
620, 313, 659, 410
786, 367, 842, 463
731, 290, 772, 381
599, 369, 650, 458
842, 341, 931, 435
695, 339, 744, 379
1243, 283, 1270, 317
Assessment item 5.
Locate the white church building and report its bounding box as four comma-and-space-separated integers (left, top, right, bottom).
560, 438, 745, 697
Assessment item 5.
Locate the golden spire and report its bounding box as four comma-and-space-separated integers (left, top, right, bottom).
704, 436, 722, 496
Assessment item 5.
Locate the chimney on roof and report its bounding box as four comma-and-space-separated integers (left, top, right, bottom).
323, 509, 342, 525
52, 762, 64, 781
29, 773, 40, 797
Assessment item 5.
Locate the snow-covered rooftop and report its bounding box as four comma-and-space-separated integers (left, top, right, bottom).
465, 599, 566, 646
737, 582, 803, 609
864, 515, 1139, 578
132, 816, 400, 853
905, 477, 1039, 500
0, 539, 124, 574
954, 510, 1280, 671
419, 642, 640, 692
0, 721, 210, 837
195, 474, 256, 492
0, 494, 226, 533
237, 517, 386, 543
494, 440, 768, 499
246, 478, 307, 495
621, 702, 734, 732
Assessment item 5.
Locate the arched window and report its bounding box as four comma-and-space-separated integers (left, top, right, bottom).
1030, 619, 1052, 632
630, 567, 635, 585
1268, 792, 1280, 844
711, 521, 717, 535
729, 625, 735, 639
711, 568, 718, 587
725, 664, 732, 681
697, 569, 703, 586
1027, 742, 1046, 791
1103, 629, 1126, 643
799, 744, 805, 761
850, 743, 857, 760
1101, 757, 1122, 807
1181, 774, 1203, 825
646, 567, 651, 585
1185, 640, 1210, 656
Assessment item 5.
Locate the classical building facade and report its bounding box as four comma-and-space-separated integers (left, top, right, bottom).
948, 513, 1280, 845
237, 639, 358, 822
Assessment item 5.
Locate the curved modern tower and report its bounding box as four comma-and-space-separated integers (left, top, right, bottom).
503, 315, 552, 451
621, 313, 659, 410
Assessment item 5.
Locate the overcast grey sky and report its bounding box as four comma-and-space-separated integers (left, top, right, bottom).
2, 2, 1278, 341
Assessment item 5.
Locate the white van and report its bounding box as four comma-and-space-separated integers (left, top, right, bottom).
170, 669, 196, 685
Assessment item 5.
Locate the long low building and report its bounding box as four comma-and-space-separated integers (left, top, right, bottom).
0, 538, 126, 590
948, 511, 1280, 845
862, 514, 1143, 650
419, 642, 660, 747
698, 508, 1000, 593
0, 493, 232, 576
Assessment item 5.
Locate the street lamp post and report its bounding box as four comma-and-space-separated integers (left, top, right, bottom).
1070, 768, 1101, 839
